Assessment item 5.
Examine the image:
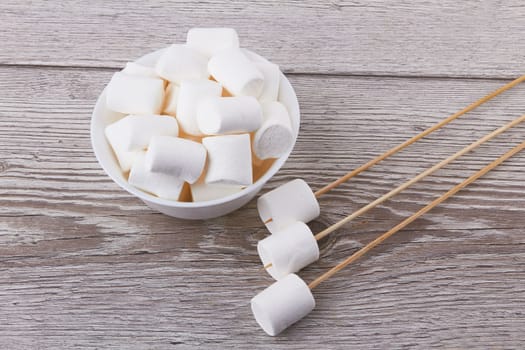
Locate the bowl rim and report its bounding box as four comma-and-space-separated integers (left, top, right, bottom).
90, 47, 300, 209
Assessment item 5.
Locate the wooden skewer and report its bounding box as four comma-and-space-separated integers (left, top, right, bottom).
313, 114, 525, 241
262, 114, 525, 271
261, 75, 525, 226
313, 74, 525, 198
308, 139, 525, 290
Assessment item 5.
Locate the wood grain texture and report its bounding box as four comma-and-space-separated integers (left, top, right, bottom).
2, 66, 525, 348
1, 0, 525, 77
2, 1, 525, 348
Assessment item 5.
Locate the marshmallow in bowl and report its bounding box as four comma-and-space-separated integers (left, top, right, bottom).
197, 96, 263, 135
254, 62, 281, 102
190, 182, 244, 202
145, 135, 207, 184
106, 72, 165, 115
155, 44, 209, 84
258, 221, 319, 280
253, 101, 294, 160
163, 83, 180, 116
108, 148, 142, 173
257, 179, 320, 233
251, 273, 315, 336
122, 62, 159, 79
186, 27, 239, 57
129, 153, 184, 200
208, 48, 264, 97
105, 115, 179, 152
177, 79, 223, 135
202, 134, 253, 186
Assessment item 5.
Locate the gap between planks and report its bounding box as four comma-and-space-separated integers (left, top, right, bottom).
0, 62, 517, 82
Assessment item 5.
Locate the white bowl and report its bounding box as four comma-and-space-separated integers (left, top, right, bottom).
90, 47, 300, 219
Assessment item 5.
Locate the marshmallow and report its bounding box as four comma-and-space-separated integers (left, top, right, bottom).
106, 72, 165, 115
155, 44, 209, 84
128, 153, 184, 200
251, 274, 315, 336
145, 136, 206, 184
202, 134, 253, 186
190, 182, 244, 202
258, 222, 319, 280
163, 83, 180, 116
258, 179, 320, 233
186, 27, 240, 57
105, 115, 179, 152
109, 148, 141, 173
177, 79, 223, 135
122, 62, 159, 79
254, 62, 281, 102
253, 101, 294, 160
208, 48, 264, 97
197, 96, 263, 135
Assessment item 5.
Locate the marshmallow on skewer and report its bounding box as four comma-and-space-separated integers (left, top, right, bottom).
129, 153, 184, 200
197, 96, 262, 135
105, 115, 179, 152
251, 274, 315, 336
122, 62, 159, 79
258, 179, 320, 233
177, 79, 223, 135
258, 222, 319, 280
145, 135, 206, 184
202, 134, 253, 186
253, 101, 294, 160
186, 27, 239, 57
106, 72, 165, 115
208, 48, 264, 97
190, 182, 244, 202
163, 83, 180, 116
254, 62, 281, 102
155, 44, 209, 84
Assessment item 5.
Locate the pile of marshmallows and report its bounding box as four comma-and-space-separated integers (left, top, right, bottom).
104, 28, 294, 202
252, 179, 322, 336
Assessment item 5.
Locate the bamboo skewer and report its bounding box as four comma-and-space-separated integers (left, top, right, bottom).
262, 75, 525, 227
313, 114, 525, 240
313, 74, 525, 198
308, 139, 525, 290
261, 114, 525, 271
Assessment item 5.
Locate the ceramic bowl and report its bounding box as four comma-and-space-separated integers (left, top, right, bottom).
90, 48, 300, 219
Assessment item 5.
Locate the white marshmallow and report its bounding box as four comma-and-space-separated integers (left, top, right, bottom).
202, 134, 253, 186
197, 96, 263, 135
258, 222, 319, 280
208, 48, 264, 97
122, 62, 159, 79
190, 182, 244, 202
258, 179, 320, 233
108, 148, 141, 173
106, 72, 165, 115
128, 153, 184, 200
105, 115, 179, 152
177, 79, 223, 135
163, 83, 180, 116
145, 136, 206, 184
155, 44, 209, 84
186, 27, 239, 57
254, 62, 281, 102
251, 274, 315, 336
253, 101, 294, 160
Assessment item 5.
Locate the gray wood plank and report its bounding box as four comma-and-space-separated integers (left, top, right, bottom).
2, 0, 525, 77
1, 66, 525, 348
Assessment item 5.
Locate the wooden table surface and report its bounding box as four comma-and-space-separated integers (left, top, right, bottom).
1, 1, 525, 349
